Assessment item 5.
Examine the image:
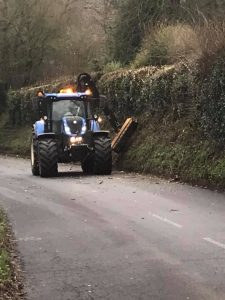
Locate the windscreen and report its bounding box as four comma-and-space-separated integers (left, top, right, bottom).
52, 100, 85, 121
51, 100, 86, 134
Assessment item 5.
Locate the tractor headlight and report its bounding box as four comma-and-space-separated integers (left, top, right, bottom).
81, 125, 87, 134
98, 117, 103, 123
70, 137, 83, 144
77, 137, 83, 143
70, 137, 76, 144
65, 125, 71, 135
85, 88, 92, 96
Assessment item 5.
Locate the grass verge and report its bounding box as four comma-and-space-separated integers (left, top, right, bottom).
0, 210, 11, 282
0, 208, 24, 299
0, 126, 31, 157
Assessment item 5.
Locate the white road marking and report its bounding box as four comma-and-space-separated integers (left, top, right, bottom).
203, 237, 225, 250
18, 237, 42, 242
152, 214, 183, 228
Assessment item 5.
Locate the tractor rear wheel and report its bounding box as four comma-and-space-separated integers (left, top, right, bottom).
38, 139, 58, 177
93, 136, 112, 175
31, 139, 39, 176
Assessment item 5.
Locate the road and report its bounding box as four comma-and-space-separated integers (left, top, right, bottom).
1, 156, 225, 300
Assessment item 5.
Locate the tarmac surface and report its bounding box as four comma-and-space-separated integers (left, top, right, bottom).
1, 156, 225, 300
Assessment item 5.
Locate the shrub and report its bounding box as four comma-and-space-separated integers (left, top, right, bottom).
195, 22, 225, 74
132, 21, 225, 73
132, 24, 200, 68
103, 61, 123, 73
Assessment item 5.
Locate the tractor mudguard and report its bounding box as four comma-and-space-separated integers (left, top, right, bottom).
37, 133, 56, 140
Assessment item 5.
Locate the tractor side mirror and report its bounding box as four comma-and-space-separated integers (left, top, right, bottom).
31, 98, 39, 111
37, 91, 45, 97
93, 114, 99, 121
32, 91, 45, 111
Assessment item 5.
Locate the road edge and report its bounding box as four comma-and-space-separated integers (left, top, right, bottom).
0, 208, 25, 299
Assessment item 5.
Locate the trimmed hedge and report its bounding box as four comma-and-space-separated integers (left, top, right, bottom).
6, 65, 198, 127
6, 77, 73, 126
99, 64, 197, 123
199, 58, 225, 143
99, 58, 225, 144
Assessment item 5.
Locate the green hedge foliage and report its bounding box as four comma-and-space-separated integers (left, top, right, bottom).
6, 77, 73, 126
99, 65, 197, 122
198, 58, 225, 143
99, 60, 225, 145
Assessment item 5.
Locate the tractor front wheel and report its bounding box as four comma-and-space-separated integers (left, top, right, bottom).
38, 139, 58, 177
93, 136, 112, 175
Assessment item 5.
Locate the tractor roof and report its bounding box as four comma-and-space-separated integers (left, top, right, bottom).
41, 92, 89, 101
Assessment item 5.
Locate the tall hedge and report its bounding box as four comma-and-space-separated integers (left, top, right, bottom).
99, 65, 197, 123
198, 58, 225, 143
5, 59, 225, 145
99, 61, 225, 145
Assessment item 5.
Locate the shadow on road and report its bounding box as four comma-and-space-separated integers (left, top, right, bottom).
57, 171, 94, 178
57, 171, 86, 178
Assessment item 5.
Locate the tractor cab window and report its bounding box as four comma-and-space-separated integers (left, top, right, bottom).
52, 100, 85, 121
87, 100, 100, 119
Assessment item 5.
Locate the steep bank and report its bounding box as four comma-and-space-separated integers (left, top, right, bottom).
99, 60, 225, 188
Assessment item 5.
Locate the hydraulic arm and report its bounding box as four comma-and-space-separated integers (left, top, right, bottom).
77, 73, 138, 153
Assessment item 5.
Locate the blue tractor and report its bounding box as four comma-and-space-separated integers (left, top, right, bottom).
31, 73, 137, 177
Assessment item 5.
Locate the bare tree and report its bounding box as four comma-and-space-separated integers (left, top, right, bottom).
0, 0, 114, 86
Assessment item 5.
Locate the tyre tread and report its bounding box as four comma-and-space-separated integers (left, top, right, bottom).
38, 139, 58, 177
93, 137, 112, 175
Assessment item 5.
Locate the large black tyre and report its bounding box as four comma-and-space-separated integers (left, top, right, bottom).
31, 139, 39, 176
81, 155, 94, 174
38, 139, 58, 178
93, 136, 112, 175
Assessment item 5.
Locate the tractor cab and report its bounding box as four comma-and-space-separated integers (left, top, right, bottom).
34, 91, 100, 138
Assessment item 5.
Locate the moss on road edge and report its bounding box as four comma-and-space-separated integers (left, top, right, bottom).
0, 208, 24, 299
